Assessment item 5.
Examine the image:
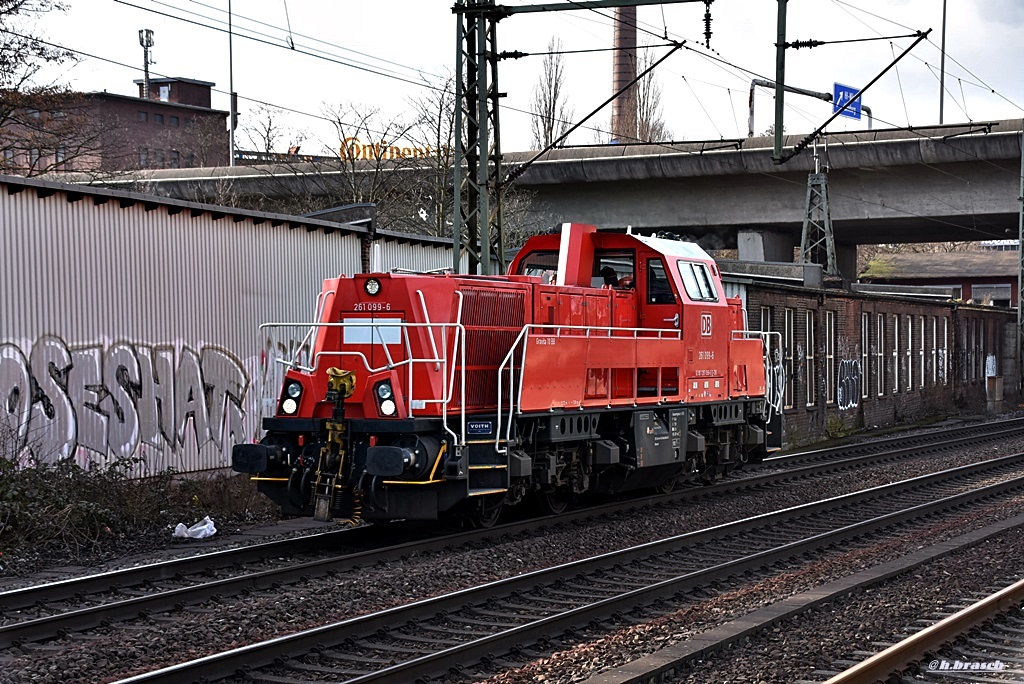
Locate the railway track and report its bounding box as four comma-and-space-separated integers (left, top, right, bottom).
821, 577, 1024, 683
3, 416, 1022, 650
3, 418, 1021, 651
100, 453, 1024, 684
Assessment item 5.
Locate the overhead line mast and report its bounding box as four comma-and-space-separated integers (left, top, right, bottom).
451, 0, 712, 275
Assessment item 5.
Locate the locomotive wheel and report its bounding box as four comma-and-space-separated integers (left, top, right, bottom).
538, 489, 570, 516
473, 495, 504, 528
655, 477, 678, 495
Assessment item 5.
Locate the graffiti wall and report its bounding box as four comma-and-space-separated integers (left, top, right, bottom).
0, 174, 451, 474
837, 359, 861, 411
0, 336, 256, 471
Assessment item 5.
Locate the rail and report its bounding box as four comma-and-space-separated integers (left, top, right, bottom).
823, 576, 1024, 683
495, 323, 684, 454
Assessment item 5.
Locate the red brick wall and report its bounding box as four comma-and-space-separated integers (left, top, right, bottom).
138, 80, 213, 108
746, 284, 1015, 449
94, 97, 228, 170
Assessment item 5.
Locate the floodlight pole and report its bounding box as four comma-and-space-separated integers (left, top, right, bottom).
939, 0, 947, 124
228, 0, 236, 167
1017, 123, 1023, 393
452, 0, 709, 274
772, 0, 787, 162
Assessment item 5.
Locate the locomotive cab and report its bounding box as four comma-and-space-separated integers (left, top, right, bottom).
234, 223, 782, 526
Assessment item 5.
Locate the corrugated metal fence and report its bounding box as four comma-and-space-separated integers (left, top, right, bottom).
0, 175, 453, 474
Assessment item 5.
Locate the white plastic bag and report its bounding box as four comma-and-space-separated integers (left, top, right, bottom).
172, 515, 217, 539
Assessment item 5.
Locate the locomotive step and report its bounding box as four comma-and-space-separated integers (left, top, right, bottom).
468, 487, 508, 497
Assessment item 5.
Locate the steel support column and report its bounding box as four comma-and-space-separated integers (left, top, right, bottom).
1017, 124, 1023, 392
454, 0, 504, 275
453, 0, 708, 275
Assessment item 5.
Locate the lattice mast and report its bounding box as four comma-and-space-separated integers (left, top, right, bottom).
799, 138, 839, 276
452, 0, 712, 275
454, 0, 505, 275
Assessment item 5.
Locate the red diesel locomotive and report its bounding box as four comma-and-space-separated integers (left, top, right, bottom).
233, 224, 782, 526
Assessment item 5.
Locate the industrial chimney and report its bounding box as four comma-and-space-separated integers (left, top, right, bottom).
610, 7, 637, 143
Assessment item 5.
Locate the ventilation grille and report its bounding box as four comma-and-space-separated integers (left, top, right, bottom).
450, 287, 526, 409
459, 288, 526, 328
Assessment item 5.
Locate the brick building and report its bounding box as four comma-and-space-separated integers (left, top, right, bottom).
731, 264, 1015, 448
0, 77, 228, 175
860, 249, 1019, 308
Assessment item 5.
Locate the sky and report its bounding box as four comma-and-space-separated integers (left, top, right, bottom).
24, 0, 1024, 155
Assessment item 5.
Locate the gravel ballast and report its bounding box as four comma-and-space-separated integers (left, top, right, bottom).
3, 418, 1024, 683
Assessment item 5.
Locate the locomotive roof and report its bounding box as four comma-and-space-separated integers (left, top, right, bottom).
631, 233, 713, 261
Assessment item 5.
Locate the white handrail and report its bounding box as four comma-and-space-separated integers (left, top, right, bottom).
734, 329, 785, 420
494, 322, 688, 454
291, 289, 335, 367
260, 319, 468, 446
415, 290, 442, 372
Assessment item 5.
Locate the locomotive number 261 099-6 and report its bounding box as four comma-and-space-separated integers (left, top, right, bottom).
353, 301, 392, 312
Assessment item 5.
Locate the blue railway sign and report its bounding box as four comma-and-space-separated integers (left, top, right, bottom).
833, 83, 863, 120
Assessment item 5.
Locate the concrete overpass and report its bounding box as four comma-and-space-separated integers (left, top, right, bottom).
509, 121, 1022, 260
84, 120, 1023, 276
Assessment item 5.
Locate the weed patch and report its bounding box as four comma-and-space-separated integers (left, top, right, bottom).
0, 427, 278, 576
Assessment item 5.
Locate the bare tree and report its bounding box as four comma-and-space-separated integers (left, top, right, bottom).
636, 46, 670, 142
208, 103, 429, 231
0, 1, 70, 98
241, 103, 285, 153
240, 102, 306, 154
407, 74, 457, 237
0, 90, 110, 175
530, 36, 573, 150
321, 102, 425, 230
153, 83, 539, 245
0, 1, 108, 176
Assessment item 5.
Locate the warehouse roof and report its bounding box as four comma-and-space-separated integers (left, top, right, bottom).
860, 250, 1020, 280
0, 174, 452, 249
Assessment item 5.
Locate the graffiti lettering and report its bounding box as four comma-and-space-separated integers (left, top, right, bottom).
0, 337, 249, 468
837, 359, 861, 411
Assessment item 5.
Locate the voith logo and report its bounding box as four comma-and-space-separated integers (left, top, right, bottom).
700, 313, 713, 337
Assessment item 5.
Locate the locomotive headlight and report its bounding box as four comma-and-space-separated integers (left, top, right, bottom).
364, 278, 381, 296
376, 382, 393, 400
379, 399, 397, 416
285, 381, 302, 399
281, 398, 298, 415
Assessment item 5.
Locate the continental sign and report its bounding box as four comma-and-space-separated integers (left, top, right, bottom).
341, 137, 450, 161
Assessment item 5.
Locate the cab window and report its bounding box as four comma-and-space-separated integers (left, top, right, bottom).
646, 258, 675, 304
517, 251, 559, 282
592, 251, 635, 288
678, 261, 718, 302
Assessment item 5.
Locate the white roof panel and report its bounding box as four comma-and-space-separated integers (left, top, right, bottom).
631, 234, 712, 261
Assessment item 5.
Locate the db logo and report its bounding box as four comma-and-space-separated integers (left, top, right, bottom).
700, 313, 713, 337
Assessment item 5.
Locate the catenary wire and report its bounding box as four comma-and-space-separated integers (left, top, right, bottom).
4, 22, 1017, 242
112, 0, 450, 93
183, 0, 447, 82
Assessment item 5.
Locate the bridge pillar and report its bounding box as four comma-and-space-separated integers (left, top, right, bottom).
737, 229, 797, 263
738, 229, 859, 282
836, 243, 858, 282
